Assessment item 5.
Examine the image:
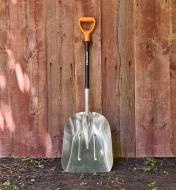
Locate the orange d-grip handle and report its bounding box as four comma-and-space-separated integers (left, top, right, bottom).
79, 17, 96, 41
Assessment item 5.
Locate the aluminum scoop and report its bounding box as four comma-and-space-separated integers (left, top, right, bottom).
61, 17, 113, 173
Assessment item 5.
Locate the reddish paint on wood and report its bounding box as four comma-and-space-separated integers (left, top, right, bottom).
9, 1, 32, 156
1, 0, 176, 158
46, 0, 75, 157
135, 0, 172, 156
0, 0, 13, 156
59, 0, 75, 157
32, 0, 48, 157
46, 0, 61, 158
170, 0, 176, 155
25, 0, 39, 156
118, 0, 135, 157
3, 0, 48, 157
102, 0, 135, 157
101, 0, 121, 157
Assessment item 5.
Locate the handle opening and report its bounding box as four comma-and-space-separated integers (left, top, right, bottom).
79, 17, 96, 41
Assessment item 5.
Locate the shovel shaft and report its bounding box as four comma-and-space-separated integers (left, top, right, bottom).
85, 88, 89, 114
85, 41, 90, 89
85, 41, 90, 114
79, 17, 96, 114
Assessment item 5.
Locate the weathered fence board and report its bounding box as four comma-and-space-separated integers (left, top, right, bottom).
0, 0, 176, 157
135, 0, 172, 156
101, 0, 121, 157
46, 0, 75, 157
118, 0, 135, 157
170, 0, 176, 155
9, 0, 31, 156
0, 0, 12, 156
26, 0, 47, 157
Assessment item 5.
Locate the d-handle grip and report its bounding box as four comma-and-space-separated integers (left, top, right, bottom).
79, 17, 96, 41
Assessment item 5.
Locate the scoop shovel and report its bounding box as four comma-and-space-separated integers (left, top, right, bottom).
61, 17, 113, 173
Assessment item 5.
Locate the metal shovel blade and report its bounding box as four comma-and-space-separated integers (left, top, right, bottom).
61, 112, 113, 173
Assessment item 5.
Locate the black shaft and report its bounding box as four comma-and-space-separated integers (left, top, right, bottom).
85, 41, 90, 89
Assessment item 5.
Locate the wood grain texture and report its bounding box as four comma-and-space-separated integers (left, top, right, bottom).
59, 0, 75, 157
135, 0, 172, 156
1, 0, 48, 157
101, 0, 121, 157
46, 0, 75, 157
1, 0, 176, 158
31, 0, 48, 157
0, 0, 12, 156
170, 0, 176, 155
26, 0, 39, 156
118, 0, 135, 157
102, 0, 135, 157
9, 0, 31, 156
26, 0, 49, 157
46, 0, 61, 158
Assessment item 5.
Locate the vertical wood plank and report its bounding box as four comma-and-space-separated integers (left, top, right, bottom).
101, 0, 121, 157
60, 0, 75, 156
7, 0, 48, 157
74, 0, 102, 113
46, 0, 60, 157
36, 0, 48, 157
27, 0, 48, 157
170, 0, 176, 155
0, 0, 12, 157
9, 0, 31, 156
46, 0, 75, 157
118, 0, 135, 157
135, 0, 172, 156
102, 0, 135, 157
26, 0, 39, 157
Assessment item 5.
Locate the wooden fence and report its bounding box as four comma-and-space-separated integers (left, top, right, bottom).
0, 0, 176, 157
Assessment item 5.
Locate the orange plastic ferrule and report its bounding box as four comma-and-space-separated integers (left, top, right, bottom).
79, 17, 96, 41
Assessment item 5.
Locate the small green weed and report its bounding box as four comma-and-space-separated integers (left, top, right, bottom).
143, 158, 158, 173
147, 181, 158, 190
21, 157, 44, 168
79, 173, 84, 180
1, 180, 17, 190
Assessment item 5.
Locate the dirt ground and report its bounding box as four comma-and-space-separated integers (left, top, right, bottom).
0, 158, 176, 190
